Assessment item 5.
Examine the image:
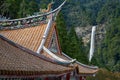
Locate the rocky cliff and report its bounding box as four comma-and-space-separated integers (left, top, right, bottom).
75, 24, 106, 46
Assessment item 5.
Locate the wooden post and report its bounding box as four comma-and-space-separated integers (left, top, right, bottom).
30, 78, 35, 80
79, 76, 86, 80
45, 77, 49, 80
66, 73, 70, 80
58, 76, 62, 80
83, 76, 86, 80
80, 76, 82, 80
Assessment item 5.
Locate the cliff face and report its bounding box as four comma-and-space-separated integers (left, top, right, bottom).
75, 24, 106, 46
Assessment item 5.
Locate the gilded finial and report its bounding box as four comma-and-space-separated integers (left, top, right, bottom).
40, 1, 54, 13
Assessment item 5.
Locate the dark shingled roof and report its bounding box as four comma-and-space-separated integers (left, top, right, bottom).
0, 35, 74, 77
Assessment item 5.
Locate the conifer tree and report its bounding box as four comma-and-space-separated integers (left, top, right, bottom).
56, 12, 69, 53
68, 27, 88, 64
0, 0, 21, 18
18, 0, 29, 18
56, 12, 88, 64
28, 0, 39, 15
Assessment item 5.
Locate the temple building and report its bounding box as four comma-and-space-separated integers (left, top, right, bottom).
0, 0, 98, 80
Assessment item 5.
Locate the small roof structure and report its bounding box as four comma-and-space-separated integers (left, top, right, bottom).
77, 62, 98, 75
54, 53, 98, 76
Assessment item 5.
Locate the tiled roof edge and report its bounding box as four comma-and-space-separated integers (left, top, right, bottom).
62, 52, 98, 69
77, 73, 97, 76
0, 70, 72, 78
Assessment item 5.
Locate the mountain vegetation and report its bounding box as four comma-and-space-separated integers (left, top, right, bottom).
0, 0, 39, 18
92, 1, 120, 72
87, 69, 120, 80
56, 0, 120, 72
56, 12, 88, 64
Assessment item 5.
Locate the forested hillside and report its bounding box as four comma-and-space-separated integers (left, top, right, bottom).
92, 1, 120, 72
55, 0, 120, 72
87, 69, 120, 80
0, 0, 39, 18
62, 0, 105, 27
0, 0, 120, 78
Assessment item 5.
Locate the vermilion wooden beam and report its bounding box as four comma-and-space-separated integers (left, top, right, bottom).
66, 73, 70, 80
80, 76, 82, 80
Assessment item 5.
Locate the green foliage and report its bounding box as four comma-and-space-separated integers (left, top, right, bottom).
67, 27, 88, 63
95, 17, 120, 72
0, 0, 21, 18
39, 0, 51, 9
0, 0, 5, 15
18, 0, 29, 18
28, 0, 39, 15
0, 0, 39, 18
87, 69, 120, 80
56, 12, 69, 53
56, 12, 88, 64
61, 0, 105, 27
18, 0, 39, 18
96, 0, 120, 24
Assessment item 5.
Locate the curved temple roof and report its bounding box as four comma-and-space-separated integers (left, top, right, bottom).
0, 35, 74, 77
0, 22, 98, 76
0, 0, 98, 77
0, 22, 76, 66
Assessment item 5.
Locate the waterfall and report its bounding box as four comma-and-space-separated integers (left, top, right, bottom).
89, 26, 96, 62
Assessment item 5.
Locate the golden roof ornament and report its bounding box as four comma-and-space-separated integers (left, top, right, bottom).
40, 1, 54, 13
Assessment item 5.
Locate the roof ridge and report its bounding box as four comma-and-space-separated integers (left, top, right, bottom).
43, 46, 76, 66
37, 17, 53, 53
